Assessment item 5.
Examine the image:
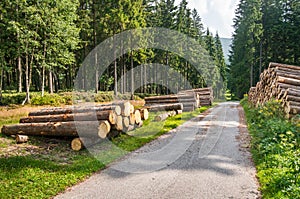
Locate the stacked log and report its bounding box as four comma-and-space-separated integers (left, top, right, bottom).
177, 90, 199, 112
146, 103, 183, 112
1, 101, 148, 151
193, 87, 214, 106
144, 87, 213, 112
248, 62, 300, 118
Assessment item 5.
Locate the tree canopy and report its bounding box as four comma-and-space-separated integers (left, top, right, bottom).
229, 0, 300, 99
0, 0, 227, 103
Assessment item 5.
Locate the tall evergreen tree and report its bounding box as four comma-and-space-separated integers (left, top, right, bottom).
229, 0, 263, 98
215, 32, 227, 98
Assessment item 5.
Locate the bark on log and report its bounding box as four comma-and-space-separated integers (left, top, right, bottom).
145, 94, 195, 101
283, 88, 300, 98
147, 103, 183, 112
29, 105, 121, 116
284, 105, 300, 115
269, 62, 300, 71
154, 113, 169, 122
284, 95, 300, 103
277, 71, 300, 81
20, 110, 117, 125
277, 76, 300, 87
2, 121, 111, 138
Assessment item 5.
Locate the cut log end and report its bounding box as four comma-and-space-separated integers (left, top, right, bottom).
140, 108, 149, 120
16, 135, 28, 144
98, 121, 111, 139
71, 138, 83, 151
134, 110, 142, 124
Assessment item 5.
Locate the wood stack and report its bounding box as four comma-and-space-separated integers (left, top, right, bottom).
1, 101, 149, 151
248, 62, 300, 118
177, 90, 199, 111
144, 87, 213, 112
192, 87, 214, 106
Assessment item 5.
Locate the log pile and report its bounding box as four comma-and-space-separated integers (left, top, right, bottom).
1, 101, 149, 151
144, 87, 213, 112
192, 87, 214, 106
248, 62, 300, 118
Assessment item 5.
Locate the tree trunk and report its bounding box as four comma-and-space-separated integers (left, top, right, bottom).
114, 38, 118, 96
22, 50, 30, 105
28, 104, 122, 116
154, 113, 169, 122
41, 40, 47, 96
130, 51, 134, 99
2, 121, 111, 138
147, 103, 183, 112
18, 55, 22, 93
49, 70, 53, 94
0, 64, 3, 104
21, 110, 117, 124
95, 53, 99, 93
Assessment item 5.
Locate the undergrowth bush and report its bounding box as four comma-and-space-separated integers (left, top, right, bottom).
1, 91, 143, 106
31, 93, 65, 106
241, 97, 300, 198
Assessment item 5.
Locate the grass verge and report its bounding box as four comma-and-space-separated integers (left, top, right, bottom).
241, 98, 300, 198
0, 106, 210, 199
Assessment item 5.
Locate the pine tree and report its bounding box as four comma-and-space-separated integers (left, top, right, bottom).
215, 32, 227, 98
229, 0, 263, 99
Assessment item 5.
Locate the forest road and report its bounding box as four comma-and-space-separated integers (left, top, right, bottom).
55, 102, 260, 199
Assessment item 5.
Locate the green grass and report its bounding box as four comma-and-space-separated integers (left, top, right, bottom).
241, 98, 300, 198
0, 106, 210, 199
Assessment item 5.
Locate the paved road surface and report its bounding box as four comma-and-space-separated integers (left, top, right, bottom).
55, 102, 260, 199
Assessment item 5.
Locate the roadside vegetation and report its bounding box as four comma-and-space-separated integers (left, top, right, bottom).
241, 98, 300, 198
1, 91, 139, 106
0, 105, 210, 199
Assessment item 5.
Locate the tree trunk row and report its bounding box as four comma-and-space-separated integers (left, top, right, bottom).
1, 101, 149, 150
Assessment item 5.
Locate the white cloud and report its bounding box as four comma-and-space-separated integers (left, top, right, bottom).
175, 0, 239, 38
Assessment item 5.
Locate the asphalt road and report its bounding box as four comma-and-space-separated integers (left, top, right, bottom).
55, 102, 260, 199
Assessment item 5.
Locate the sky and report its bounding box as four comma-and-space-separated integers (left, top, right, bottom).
175, 0, 239, 38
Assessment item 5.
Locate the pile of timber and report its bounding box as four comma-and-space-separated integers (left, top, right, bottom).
144, 87, 213, 112
192, 87, 214, 106
1, 101, 149, 151
248, 62, 300, 118
179, 87, 214, 107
